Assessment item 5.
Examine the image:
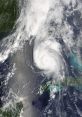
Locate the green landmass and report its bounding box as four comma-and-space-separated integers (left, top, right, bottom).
0, 0, 19, 39
39, 77, 82, 95
0, 101, 23, 117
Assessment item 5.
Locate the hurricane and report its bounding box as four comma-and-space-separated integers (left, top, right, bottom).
0, 0, 82, 117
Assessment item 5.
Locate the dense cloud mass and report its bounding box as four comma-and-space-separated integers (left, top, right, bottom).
0, 0, 82, 117
0, 0, 82, 78
32, 0, 82, 81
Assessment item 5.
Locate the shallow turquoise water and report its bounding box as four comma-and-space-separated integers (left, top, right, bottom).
69, 53, 82, 72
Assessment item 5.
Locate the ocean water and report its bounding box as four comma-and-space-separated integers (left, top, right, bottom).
0, 0, 82, 117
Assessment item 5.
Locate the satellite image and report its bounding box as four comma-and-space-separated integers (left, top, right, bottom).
0, 0, 82, 117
